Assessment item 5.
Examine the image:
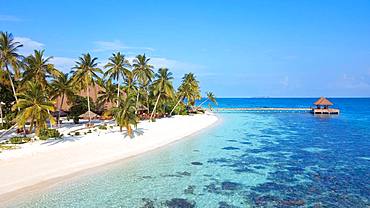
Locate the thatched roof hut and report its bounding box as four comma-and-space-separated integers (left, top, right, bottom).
314, 97, 333, 109
79, 111, 99, 120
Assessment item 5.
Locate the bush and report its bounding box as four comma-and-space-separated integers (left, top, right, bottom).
39, 128, 62, 140
98, 125, 107, 130
74, 131, 80, 136
9, 137, 28, 144
0, 122, 13, 130
87, 129, 92, 133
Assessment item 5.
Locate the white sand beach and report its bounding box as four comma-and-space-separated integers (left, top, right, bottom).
0, 114, 218, 197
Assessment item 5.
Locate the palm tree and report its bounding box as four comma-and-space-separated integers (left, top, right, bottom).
22, 50, 61, 90
12, 82, 55, 136
0, 32, 23, 106
112, 93, 139, 137
50, 73, 75, 126
132, 54, 154, 114
104, 52, 130, 107
97, 79, 117, 108
169, 73, 200, 115
169, 86, 187, 116
182, 73, 201, 107
198, 92, 217, 108
150, 68, 174, 120
71, 53, 103, 125
122, 69, 137, 95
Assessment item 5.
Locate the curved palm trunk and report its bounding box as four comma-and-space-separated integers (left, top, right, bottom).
135, 91, 140, 114
0, 103, 3, 127
5, 65, 19, 111
87, 86, 91, 125
116, 81, 120, 107
47, 109, 53, 128
57, 94, 65, 127
150, 93, 161, 121
170, 96, 183, 116
197, 98, 209, 107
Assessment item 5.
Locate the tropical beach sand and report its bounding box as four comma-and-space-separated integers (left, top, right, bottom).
0, 113, 218, 198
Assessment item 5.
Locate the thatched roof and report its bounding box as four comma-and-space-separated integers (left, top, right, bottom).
79, 111, 99, 119
314, 97, 333, 106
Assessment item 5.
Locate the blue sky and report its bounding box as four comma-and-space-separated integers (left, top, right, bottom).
1, 0, 370, 97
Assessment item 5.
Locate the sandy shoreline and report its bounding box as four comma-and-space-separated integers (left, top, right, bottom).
0, 113, 218, 200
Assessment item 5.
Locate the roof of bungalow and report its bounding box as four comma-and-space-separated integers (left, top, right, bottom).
314, 97, 333, 106
79, 111, 99, 119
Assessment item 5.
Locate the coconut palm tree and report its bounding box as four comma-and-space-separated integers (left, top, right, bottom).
0, 32, 23, 105
97, 79, 117, 108
169, 73, 200, 115
181, 73, 201, 107
50, 73, 75, 126
132, 54, 154, 114
112, 93, 139, 137
71, 53, 103, 125
104, 52, 130, 107
22, 50, 62, 90
12, 82, 55, 136
150, 68, 174, 120
122, 69, 137, 95
198, 92, 217, 108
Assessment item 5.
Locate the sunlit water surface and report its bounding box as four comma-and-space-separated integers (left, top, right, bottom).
5, 98, 370, 207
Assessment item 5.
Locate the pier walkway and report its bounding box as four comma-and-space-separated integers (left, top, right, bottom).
215, 107, 311, 112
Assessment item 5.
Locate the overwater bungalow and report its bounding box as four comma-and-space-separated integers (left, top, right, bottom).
312, 97, 340, 114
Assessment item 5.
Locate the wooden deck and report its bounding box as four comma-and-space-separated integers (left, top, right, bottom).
214, 107, 340, 114
312, 108, 340, 114
215, 107, 312, 112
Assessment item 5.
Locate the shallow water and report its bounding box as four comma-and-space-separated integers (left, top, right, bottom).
5, 98, 370, 207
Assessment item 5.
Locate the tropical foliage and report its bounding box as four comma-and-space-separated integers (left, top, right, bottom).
12, 82, 55, 136
0, 31, 213, 140
112, 93, 139, 137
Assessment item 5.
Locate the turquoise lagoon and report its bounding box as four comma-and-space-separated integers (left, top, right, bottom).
5, 98, 370, 207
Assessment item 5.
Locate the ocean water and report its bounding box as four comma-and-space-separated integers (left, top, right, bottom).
4, 98, 370, 207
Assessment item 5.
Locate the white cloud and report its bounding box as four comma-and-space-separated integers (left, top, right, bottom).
14, 37, 44, 56
51, 57, 76, 73
0, 15, 21, 22
280, 76, 289, 88
93, 40, 154, 52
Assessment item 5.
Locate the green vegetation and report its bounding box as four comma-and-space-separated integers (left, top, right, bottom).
39, 128, 62, 140
98, 125, 107, 130
9, 136, 29, 144
0, 30, 215, 139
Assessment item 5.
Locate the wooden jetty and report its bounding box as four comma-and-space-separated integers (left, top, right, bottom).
311, 97, 339, 115
215, 107, 311, 112
214, 97, 339, 115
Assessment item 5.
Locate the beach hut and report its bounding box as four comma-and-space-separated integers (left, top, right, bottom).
79, 111, 100, 120
312, 97, 339, 114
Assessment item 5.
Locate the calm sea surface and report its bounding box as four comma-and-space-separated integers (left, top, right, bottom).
5, 98, 370, 207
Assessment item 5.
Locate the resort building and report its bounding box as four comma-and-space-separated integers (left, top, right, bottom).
312, 97, 340, 114
54, 85, 115, 113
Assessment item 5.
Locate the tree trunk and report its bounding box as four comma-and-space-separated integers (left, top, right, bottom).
5, 65, 19, 111
87, 85, 91, 125
127, 124, 132, 137
57, 94, 65, 127
47, 109, 53, 128
197, 98, 209, 107
170, 96, 183, 116
135, 90, 140, 114
150, 93, 161, 121
116, 81, 120, 107
0, 103, 3, 127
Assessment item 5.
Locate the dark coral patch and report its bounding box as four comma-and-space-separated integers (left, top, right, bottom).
165, 198, 195, 208
221, 181, 242, 190
222, 146, 240, 150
